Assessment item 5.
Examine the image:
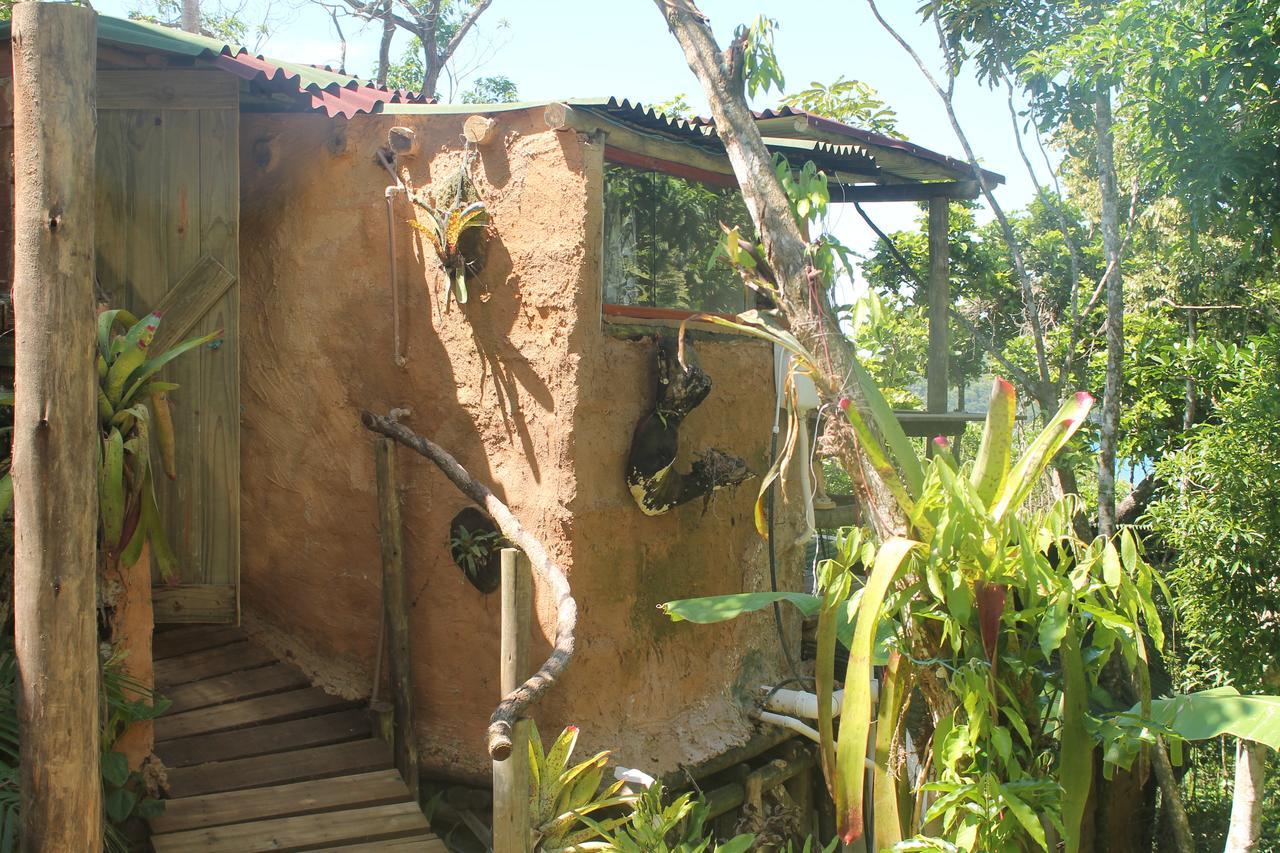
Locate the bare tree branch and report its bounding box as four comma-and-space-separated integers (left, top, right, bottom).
360, 411, 577, 762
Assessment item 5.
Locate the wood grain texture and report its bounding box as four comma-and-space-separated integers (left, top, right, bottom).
492, 549, 532, 853
98, 71, 238, 111
375, 438, 419, 795
11, 5, 103, 849
152, 624, 245, 660
149, 770, 412, 835
926, 196, 950, 416
162, 661, 309, 715
153, 640, 275, 689
151, 801, 432, 853
165, 738, 396, 798
156, 708, 370, 767
155, 686, 355, 741
93, 84, 239, 621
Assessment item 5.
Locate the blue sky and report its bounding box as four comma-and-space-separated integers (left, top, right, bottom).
95, 0, 1048, 286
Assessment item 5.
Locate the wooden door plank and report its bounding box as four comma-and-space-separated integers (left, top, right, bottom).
148, 770, 412, 835
196, 107, 239, 608
149, 255, 236, 353
156, 687, 356, 742
152, 584, 238, 624
153, 640, 275, 689
99, 71, 239, 111
152, 625, 246, 661
324, 836, 448, 852
162, 661, 310, 715
157, 107, 206, 588
156, 708, 371, 768
151, 802, 430, 853
164, 739, 395, 798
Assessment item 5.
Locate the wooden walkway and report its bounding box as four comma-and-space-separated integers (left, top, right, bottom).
148, 625, 446, 852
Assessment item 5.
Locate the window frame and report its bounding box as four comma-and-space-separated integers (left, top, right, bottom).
600, 145, 752, 326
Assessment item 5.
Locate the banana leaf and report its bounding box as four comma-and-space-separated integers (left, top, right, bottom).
1124, 687, 1280, 751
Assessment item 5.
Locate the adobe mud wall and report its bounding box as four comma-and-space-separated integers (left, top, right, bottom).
238, 106, 805, 781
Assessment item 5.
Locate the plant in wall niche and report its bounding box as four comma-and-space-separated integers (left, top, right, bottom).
528, 722, 633, 852
409, 194, 492, 308
95, 308, 222, 580
449, 525, 503, 583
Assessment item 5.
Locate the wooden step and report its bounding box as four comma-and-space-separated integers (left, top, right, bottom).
150, 801, 432, 853
157, 687, 357, 741
153, 625, 247, 660
166, 738, 395, 798
324, 836, 449, 852
150, 770, 413, 835
157, 709, 371, 767
163, 661, 311, 715
154, 641, 277, 688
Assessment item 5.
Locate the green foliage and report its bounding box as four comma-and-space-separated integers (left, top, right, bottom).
460, 74, 519, 104
128, 0, 268, 48
603, 163, 753, 313
1147, 336, 1280, 693
409, 195, 491, 307
528, 722, 633, 852
650, 93, 694, 121
735, 15, 785, 99
584, 784, 753, 853
94, 310, 220, 581
448, 525, 502, 581
779, 76, 899, 135
0, 643, 168, 852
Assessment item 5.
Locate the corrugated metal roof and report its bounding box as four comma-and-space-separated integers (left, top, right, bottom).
0, 15, 433, 118
542, 98, 1002, 186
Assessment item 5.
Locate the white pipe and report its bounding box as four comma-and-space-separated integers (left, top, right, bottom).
754, 709, 821, 744
759, 678, 878, 719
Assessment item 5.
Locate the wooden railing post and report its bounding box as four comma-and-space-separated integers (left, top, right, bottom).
493, 548, 532, 852
374, 437, 419, 797
11, 3, 102, 850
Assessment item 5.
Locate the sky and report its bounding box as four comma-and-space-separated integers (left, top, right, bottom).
94, 0, 1049, 289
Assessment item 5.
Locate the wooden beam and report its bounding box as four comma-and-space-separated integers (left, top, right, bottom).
10, 4, 103, 850
830, 181, 980, 203
374, 438, 419, 797
149, 255, 236, 353
492, 548, 532, 853
98, 70, 238, 111
927, 197, 950, 416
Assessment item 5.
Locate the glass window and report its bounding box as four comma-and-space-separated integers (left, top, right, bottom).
603, 161, 753, 314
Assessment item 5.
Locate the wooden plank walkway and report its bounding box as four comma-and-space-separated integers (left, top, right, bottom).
149, 625, 446, 852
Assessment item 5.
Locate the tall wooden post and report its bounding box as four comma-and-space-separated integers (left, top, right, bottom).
492, 548, 532, 852
926, 196, 950, 417
10, 4, 101, 850
374, 437, 419, 796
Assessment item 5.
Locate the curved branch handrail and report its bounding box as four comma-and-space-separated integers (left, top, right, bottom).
360, 410, 577, 761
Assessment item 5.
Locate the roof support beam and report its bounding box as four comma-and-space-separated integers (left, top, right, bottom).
830, 180, 980, 203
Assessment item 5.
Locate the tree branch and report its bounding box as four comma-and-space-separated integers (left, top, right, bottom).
360, 411, 577, 761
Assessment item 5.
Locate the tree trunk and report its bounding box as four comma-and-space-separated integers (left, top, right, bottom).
376, 1, 395, 88
181, 0, 200, 34
652, 0, 903, 538
1095, 87, 1124, 538
1225, 739, 1266, 852
10, 3, 102, 850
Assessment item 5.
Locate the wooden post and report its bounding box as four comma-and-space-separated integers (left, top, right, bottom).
492, 548, 532, 853
374, 437, 419, 797
10, 3, 102, 850
926, 196, 950, 416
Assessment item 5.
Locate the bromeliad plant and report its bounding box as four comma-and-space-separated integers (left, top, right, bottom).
528, 722, 633, 852
662, 305, 1171, 852
410, 195, 491, 308
96, 309, 221, 579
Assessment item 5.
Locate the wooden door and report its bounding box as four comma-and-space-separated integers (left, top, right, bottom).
94, 71, 240, 623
